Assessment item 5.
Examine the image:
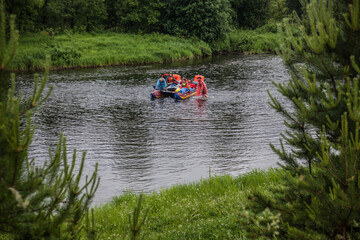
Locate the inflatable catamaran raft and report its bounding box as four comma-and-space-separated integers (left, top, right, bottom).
151, 74, 205, 100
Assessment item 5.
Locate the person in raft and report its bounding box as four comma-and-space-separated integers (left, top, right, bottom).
165, 74, 178, 88
196, 77, 208, 98
179, 77, 187, 87
169, 74, 180, 85
188, 78, 197, 92
178, 79, 190, 93
155, 77, 167, 90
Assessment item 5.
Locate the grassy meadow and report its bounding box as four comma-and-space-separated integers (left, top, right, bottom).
88, 169, 284, 240
11, 28, 279, 71
11, 32, 212, 71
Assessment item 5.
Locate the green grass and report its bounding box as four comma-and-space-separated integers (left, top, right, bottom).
11, 32, 212, 71
89, 169, 284, 240
0, 169, 287, 239
11, 28, 279, 71
213, 29, 279, 54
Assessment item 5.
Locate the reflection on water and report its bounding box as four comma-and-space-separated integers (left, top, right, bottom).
17, 54, 289, 205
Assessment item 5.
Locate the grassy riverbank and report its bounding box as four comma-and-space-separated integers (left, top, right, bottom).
0, 169, 284, 240
89, 169, 283, 240
11, 32, 212, 71
213, 25, 279, 54
11, 28, 279, 71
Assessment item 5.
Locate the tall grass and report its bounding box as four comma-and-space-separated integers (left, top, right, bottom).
213, 25, 279, 54
230, 30, 278, 53
11, 32, 212, 71
11, 28, 279, 71
90, 169, 284, 240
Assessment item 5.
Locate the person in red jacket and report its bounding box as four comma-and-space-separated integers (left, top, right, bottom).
178, 79, 190, 93
179, 77, 187, 86
188, 78, 197, 92
196, 77, 207, 98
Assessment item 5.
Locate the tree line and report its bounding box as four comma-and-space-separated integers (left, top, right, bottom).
5, 0, 302, 43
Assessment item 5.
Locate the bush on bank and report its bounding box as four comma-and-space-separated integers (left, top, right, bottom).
214, 30, 278, 54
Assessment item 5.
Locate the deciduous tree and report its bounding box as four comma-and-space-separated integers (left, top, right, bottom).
230, 0, 271, 29
160, 0, 232, 43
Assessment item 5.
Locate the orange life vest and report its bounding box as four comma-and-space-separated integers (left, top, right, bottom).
194, 75, 204, 84
163, 74, 181, 83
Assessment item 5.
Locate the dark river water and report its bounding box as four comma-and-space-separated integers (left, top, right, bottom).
16, 54, 289, 205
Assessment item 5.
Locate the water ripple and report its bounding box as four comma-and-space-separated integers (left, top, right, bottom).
18, 54, 291, 205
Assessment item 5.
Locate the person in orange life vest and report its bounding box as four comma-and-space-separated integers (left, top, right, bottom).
161, 74, 170, 83
196, 77, 207, 97
168, 74, 180, 87
194, 76, 202, 87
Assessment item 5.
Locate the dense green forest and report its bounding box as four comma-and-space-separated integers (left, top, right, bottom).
6, 0, 302, 43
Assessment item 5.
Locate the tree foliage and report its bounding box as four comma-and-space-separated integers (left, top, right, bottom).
106, 0, 164, 33
0, 3, 100, 239
3, 0, 289, 43
73, 0, 107, 32
4, 0, 44, 31
285, 0, 304, 17
160, 0, 232, 43
230, 0, 271, 29
258, 0, 360, 238
42, 0, 73, 30
30, 0, 107, 32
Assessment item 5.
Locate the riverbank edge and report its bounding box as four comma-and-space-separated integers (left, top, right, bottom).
0, 169, 284, 239
11, 29, 279, 72
88, 168, 284, 239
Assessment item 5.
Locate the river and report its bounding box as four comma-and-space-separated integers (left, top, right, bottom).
16, 54, 290, 205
